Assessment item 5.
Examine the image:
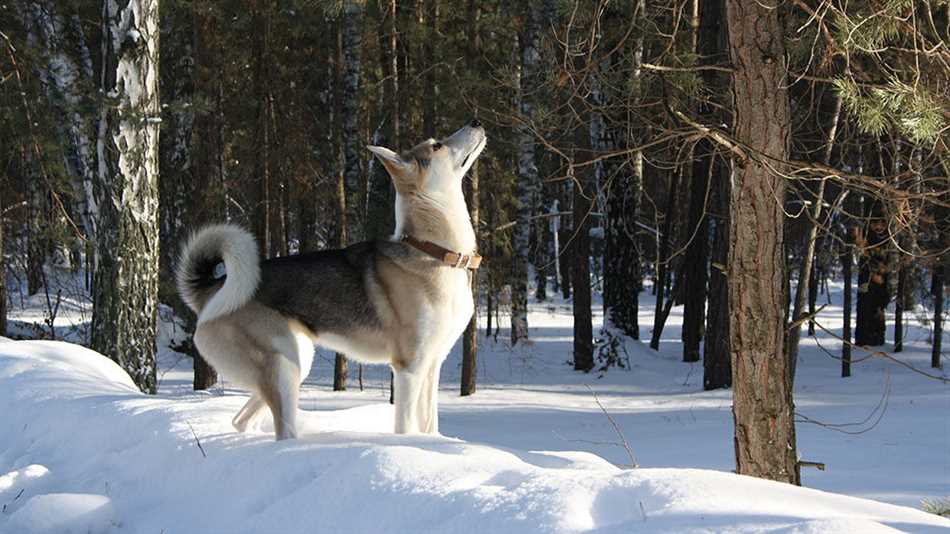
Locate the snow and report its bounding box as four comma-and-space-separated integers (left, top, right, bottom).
1, 280, 948, 533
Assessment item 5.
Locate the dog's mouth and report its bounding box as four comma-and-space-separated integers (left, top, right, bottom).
459, 136, 487, 170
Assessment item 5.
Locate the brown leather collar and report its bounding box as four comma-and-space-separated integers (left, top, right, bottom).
401, 235, 482, 270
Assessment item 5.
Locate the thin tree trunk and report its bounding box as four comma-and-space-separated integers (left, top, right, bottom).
650, 169, 680, 350
934, 262, 944, 369
511, 1, 540, 345
788, 94, 842, 379
726, 0, 799, 485
807, 264, 818, 336
682, 148, 710, 363
461, 0, 481, 397
332, 12, 353, 391
698, 0, 730, 390
841, 242, 853, 377
894, 261, 905, 352
91, 0, 161, 394
29, 3, 97, 263
572, 162, 594, 372
0, 187, 6, 337
704, 159, 731, 389
341, 0, 364, 243
462, 160, 480, 396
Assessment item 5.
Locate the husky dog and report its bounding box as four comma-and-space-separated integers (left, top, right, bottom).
176, 120, 486, 440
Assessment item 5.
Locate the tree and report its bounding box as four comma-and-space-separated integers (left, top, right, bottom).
511, 0, 541, 346
698, 0, 731, 392
726, 0, 799, 485
90, 0, 161, 394
572, 158, 594, 372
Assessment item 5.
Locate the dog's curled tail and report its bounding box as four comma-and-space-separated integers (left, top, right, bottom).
176, 224, 260, 324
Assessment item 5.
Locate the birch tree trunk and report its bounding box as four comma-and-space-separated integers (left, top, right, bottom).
91, 0, 161, 394
333, 4, 363, 390
726, 0, 799, 485
511, 1, 540, 346
29, 2, 98, 269
341, 0, 364, 243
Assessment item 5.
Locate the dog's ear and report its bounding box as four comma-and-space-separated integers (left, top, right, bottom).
367, 145, 411, 177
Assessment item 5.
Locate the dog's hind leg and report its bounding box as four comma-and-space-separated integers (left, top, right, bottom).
258, 353, 302, 440
232, 394, 265, 433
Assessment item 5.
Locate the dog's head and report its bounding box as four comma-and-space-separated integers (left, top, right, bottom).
367, 119, 486, 196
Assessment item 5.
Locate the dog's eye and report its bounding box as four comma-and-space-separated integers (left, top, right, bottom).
432, 143, 443, 151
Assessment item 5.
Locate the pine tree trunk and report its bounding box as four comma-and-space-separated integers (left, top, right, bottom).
855, 212, 889, 347
188, 0, 225, 390
558, 182, 573, 299
841, 242, 853, 377
572, 160, 594, 372
894, 261, 905, 352
511, 1, 540, 345
461, 0, 481, 397
91, 0, 161, 395
726, 0, 799, 485
704, 161, 731, 389
26, 171, 45, 296
650, 170, 680, 351
0, 187, 6, 337
807, 264, 818, 336
933, 261, 944, 369
698, 0, 730, 390
462, 160, 480, 396
682, 149, 710, 363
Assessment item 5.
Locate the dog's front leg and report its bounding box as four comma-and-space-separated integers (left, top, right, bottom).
393, 365, 427, 434
420, 359, 444, 434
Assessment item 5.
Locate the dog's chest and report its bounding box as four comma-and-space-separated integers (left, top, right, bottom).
428, 269, 474, 346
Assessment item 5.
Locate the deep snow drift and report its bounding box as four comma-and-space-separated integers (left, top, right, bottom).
1, 329, 947, 533
2, 271, 949, 533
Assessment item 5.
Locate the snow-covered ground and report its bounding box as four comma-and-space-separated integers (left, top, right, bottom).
1, 275, 948, 533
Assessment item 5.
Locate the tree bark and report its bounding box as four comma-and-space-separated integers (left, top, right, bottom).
511, 1, 541, 346
341, 0, 364, 243
855, 206, 889, 347
28, 2, 98, 267
697, 0, 730, 390
649, 169, 680, 350
0, 187, 6, 337
788, 94, 842, 378
933, 261, 944, 369
600, 3, 642, 340
726, 0, 799, 485
572, 159, 594, 372
462, 159, 480, 396
894, 261, 905, 352
682, 148, 710, 363
841, 241, 853, 377
91, 0, 161, 394
461, 0, 481, 397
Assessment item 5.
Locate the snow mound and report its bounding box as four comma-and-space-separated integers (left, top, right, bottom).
0, 340, 947, 534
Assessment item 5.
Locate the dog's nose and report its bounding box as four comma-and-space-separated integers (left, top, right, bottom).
470, 118, 482, 128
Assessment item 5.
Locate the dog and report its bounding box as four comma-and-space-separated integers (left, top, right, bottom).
176, 120, 486, 440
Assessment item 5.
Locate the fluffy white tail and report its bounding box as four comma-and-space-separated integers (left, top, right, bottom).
176, 224, 260, 324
